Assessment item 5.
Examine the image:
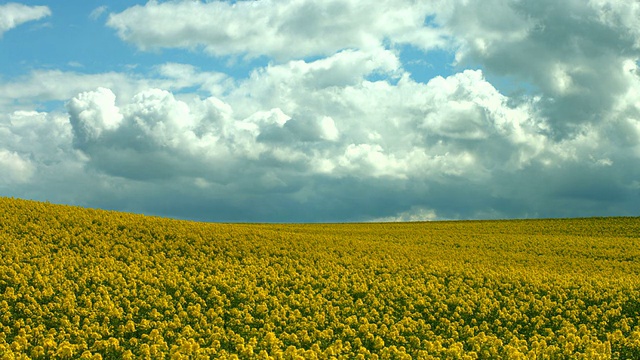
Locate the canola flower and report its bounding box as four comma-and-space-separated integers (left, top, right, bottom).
0, 197, 639, 359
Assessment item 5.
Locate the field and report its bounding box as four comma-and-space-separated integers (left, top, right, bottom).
1, 197, 640, 359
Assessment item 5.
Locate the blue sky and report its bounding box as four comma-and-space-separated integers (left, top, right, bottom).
1, 0, 640, 222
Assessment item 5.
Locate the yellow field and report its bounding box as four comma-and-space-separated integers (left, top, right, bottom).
0, 197, 639, 359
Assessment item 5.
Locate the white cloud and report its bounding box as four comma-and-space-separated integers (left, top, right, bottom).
67, 87, 123, 146
90, 6, 108, 20
371, 206, 438, 222
441, 0, 640, 138
0, 110, 77, 188
0, 66, 231, 115
125, 89, 193, 144
0, 149, 35, 184
337, 143, 407, 178
4, 0, 640, 221
0, 70, 141, 106
3, 56, 639, 220
319, 116, 339, 141
56, 60, 554, 194
1, 110, 75, 163
152, 63, 230, 96
0, 3, 51, 36
106, 0, 445, 60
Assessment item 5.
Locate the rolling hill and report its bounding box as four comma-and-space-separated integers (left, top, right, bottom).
1, 197, 639, 359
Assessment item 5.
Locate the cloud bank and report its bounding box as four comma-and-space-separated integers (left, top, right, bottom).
1, 0, 640, 222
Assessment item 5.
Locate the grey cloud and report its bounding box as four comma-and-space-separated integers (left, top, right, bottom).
52, 55, 598, 221
0, 149, 35, 184
258, 115, 339, 144
4, 1, 640, 222
445, 0, 640, 138
0, 109, 87, 200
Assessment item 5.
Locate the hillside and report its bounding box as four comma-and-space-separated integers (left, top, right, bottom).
1, 197, 639, 359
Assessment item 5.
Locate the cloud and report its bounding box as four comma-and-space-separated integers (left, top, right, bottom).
89, 6, 108, 20
371, 206, 438, 222
0, 3, 51, 36
0, 110, 74, 166
0, 66, 230, 114
3, 0, 640, 221
50, 50, 586, 221
3, 58, 640, 221
441, 0, 640, 138
0, 149, 35, 184
152, 63, 230, 95
0, 109, 79, 189
106, 0, 445, 60
67, 87, 123, 146
0, 70, 140, 107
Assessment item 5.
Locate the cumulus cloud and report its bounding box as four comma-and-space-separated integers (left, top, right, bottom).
3, 0, 640, 221
0, 149, 35, 184
0, 70, 141, 108
0, 3, 50, 36
52, 50, 588, 220
68, 87, 123, 146
0, 66, 231, 115
3, 110, 73, 155
0, 109, 83, 194
442, 0, 640, 138
106, 0, 445, 60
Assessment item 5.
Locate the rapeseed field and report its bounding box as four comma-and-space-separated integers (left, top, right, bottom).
1, 197, 639, 359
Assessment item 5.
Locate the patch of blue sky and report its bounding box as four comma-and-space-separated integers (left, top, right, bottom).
0, 1, 271, 84
364, 72, 399, 85
32, 99, 67, 113
2, 1, 123, 76
398, 44, 456, 84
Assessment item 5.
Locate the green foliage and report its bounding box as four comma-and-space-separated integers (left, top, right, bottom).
0, 197, 639, 359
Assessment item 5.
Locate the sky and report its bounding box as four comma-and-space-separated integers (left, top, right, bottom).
1, 0, 640, 222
